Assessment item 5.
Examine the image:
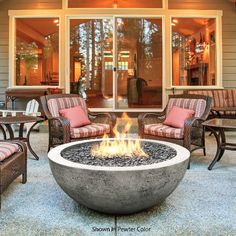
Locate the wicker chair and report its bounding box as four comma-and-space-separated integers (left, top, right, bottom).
0, 140, 27, 209
138, 94, 212, 168
40, 94, 116, 151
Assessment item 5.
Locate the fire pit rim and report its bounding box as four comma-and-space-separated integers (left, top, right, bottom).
48, 138, 190, 171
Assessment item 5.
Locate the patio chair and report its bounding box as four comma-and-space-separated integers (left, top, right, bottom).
24, 99, 40, 134
0, 140, 27, 209
40, 94, 116, 151
9, 99, 41, 134
138, 94, 212, 168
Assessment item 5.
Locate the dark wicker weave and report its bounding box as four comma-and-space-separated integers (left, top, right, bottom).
138, 94, 212, 168
0, 140, 27, 209
40, 94, 116, 151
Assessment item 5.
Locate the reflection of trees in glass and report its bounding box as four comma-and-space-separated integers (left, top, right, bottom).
43, 32, 59, 82
70, 19, 113, 92
43, 33, 58, 58
16, 41, 38, 85
16, 32, 59, 85
172, 32, 186, 85
117, 18, 162, 75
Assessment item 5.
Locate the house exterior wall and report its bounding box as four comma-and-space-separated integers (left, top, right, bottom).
0, 0, 235, 102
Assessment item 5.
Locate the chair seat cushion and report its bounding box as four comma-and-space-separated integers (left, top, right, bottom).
219, 111, 236, 116
71, 123, 110, 139
59, 105, 91, 128
0, 142, 19, 161
163, 106, 194, 128
144, 124, 184, 139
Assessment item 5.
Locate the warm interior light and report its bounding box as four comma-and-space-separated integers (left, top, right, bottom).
117, 19, 124, 27
172, 19, 178, 23
113, 0, 117, 8
120, 50, 130, 58
104, 50, 113, 58
171, 23, 176, 26
91, 113, 148, 158
53, 19, 59, 24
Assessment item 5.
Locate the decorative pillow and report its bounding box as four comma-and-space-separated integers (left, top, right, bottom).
59, 106, 91, 128
163, 106, 195, 128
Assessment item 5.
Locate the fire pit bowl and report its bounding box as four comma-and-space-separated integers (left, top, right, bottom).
48, 139, 190, 215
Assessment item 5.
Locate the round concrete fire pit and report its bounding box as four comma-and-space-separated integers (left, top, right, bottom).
48, 139, 190, 214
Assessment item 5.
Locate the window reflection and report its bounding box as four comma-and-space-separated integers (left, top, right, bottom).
70, 19, 113, 108
117, 18, 163, 109
172, 18, 216, 86
15, 18, 59, 86
68, 0, 162, 8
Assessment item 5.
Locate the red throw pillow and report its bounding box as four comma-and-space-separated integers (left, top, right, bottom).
59, 106, 91, 128
163, 106, 195, 128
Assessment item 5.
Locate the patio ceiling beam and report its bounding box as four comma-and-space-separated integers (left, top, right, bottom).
16, 19, 45, 47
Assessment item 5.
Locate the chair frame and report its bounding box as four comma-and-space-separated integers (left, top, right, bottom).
138, 94, 212, 166
40, 94, 116, 151
0, 140, 27, 209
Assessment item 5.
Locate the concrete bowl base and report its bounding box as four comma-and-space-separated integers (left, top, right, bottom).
48, 139, 190, 215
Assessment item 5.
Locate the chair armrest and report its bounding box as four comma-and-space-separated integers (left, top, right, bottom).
88, 112, 116, 126
23, 111, 41, 116
183, 117, 205, 146
49, 116, 70, 127
184, 117, 205, 128
138, 112, 166, 125
48, 117, 71, 143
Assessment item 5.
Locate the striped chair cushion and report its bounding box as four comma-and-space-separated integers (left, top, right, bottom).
212, 90, 227, 108
225, 89, 236, 107
166, 98, 206, 118
71, 123, 110, 139
144, 124, 184, 139
0, 142, 20, 161
222, 111, 236, 116
48, 97, 87, 118
188, 90, 214, 107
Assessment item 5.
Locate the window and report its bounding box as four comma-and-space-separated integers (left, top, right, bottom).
15, 18, 59, 86
9, 7, 222, 111
171, 17, 217, 86
68, 0, 162, 8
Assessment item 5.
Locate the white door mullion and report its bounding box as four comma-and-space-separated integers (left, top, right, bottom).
113, 16, 117, 110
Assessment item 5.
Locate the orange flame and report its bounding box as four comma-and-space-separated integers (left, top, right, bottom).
91, 113, 148, 158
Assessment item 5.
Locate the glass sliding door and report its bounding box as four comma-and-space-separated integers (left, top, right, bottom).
69, 16, 163, 110
115, 17, 163, 109
69, 18, 113, 108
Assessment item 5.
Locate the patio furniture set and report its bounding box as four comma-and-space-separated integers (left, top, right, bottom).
0, 92, 235, 210
185, 89, 236, 118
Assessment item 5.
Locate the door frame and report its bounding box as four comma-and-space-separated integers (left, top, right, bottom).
66, 14, 165, 112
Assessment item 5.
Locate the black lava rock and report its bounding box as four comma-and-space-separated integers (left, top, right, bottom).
61, 141, 177, 167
